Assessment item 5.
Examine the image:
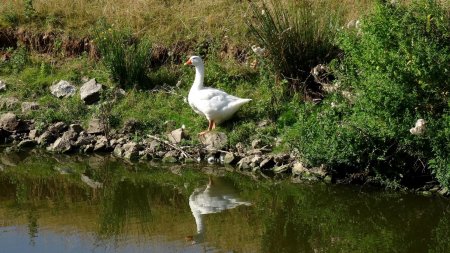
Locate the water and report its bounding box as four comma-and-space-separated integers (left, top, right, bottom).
0, 149, 449, 253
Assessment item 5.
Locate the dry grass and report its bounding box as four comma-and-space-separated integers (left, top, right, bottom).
1, 0, 376, 44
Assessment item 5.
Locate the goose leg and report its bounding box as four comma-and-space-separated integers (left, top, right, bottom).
198, 120, 213, 136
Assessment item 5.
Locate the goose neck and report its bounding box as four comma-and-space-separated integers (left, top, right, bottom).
193, 65, 205, 89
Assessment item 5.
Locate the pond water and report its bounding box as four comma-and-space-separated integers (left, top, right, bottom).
0, 149, 449, 253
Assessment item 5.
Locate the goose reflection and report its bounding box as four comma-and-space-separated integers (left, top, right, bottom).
187, 176, 251, 244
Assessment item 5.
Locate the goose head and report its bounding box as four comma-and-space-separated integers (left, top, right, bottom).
184, 55, 203, 67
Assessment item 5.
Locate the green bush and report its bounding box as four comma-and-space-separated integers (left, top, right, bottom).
247, 0, 342, 95
286, 0, 450, 187
95, 24, 152, 88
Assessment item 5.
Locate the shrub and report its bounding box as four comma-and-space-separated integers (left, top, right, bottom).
247, 0, 342, 95
94, 24, 152, 88
287, 0, 450, 187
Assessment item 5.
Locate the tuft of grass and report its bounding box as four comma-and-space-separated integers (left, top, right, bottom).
247, 0, 343, 95
94, 23, 152, 88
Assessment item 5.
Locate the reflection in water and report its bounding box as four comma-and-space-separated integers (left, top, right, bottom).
0, 149, 449, 253
188, 176, 251, 244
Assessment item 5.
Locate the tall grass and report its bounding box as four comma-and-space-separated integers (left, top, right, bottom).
94, 24, 152, 88
247, 0, 343, 95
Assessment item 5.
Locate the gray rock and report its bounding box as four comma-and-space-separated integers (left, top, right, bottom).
28, 129, 38, 139
87, 118, 105, 134
310, 165, 327, 178
50, 80, 76, 98
69, 124, 83, 133
273, 164, 290, 174
0, 112, 19, 132
259, 156, 275, 170
324, 175, 333, 183
223, 152, 237, 164
292, 162, 307, 175
17, 139, 37, 148
162, 150, 179, 163
122, 141, 141, 152
83, 144, 94, 153
199, 131, 228, 150
48, 122, 67, 134
37, 131, 56, 145
21, 102, 40, 113
167, 127, 185, 144
74, 132, 95, 146
438, 187, 449, 196
113, 146, 124, 157
50, 136, 72, 153
237, 156, 252, 171
94, 136, 108, 151
251, 139, 263, 149
123, 149, 139, 161
148, 140, 161, 152
0, 80, 6, 91
80, 78, 102, 104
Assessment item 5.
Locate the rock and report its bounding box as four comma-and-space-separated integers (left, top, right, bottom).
50, 136, 72, 153
235, 142, 245, 154
48, 122, 68, 134
292, 162, 307, 175
82, 144, 94, 153
113, 146, 124, 157
148, 140, 161, 152
259, 156, 275, 170
237, 156, 252, 171
167, 127, 185, 144
28, 129, 38, 139
162, 150, 179, 163
37, 131, 56, 145
223, 152, 237, 164
87, 118, 105, 134
0, 112, 19, 132
21, 102, 40, 113
273, 164, 290, 174
121, 119, 139, 134
123, 149, 139, 161
80, 78, 102, 104
438, 187, 449, 196
199, 131, 228, 150
251, 139, 263, 149
94, 136, 109, 151
17, 139, 37, 148
310, 165, 327, 178
122, 141, 140, 160
69, 124, 83, 133
420, 191, 432, 197
0, 97, 19, 110
74, 132, 95, 146
0, 80, 6, 91
50, 80, 77, 98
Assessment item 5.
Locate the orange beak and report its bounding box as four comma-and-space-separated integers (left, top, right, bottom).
184, 59, 192, 65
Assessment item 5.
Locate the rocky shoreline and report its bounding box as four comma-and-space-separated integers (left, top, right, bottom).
1, 77, 449, 197
0, 110, 449, 198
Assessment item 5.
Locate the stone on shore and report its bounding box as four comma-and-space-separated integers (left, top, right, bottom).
199, 131, 228, 150
167, 127, 185, 144
17, 139, 37, 148
0, 112, 19, 132
87, 118, 105, 134
50, 80, 77, 98
80, 78, 102, 104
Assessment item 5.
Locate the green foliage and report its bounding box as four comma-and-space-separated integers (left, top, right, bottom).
24, 0, 36, 21
247, 0, 342, 94
287, 0, 450, 187
1, 47, 30, 74
94, 23, 152, 89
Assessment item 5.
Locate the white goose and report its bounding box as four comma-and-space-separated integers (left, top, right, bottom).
185, 56, 252, 135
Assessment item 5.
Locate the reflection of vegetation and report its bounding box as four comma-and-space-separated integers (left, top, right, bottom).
0, 150, 450, 252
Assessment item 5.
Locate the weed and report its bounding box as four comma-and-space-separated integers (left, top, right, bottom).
247, 0, 342, 96
94, 23, 152, 88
